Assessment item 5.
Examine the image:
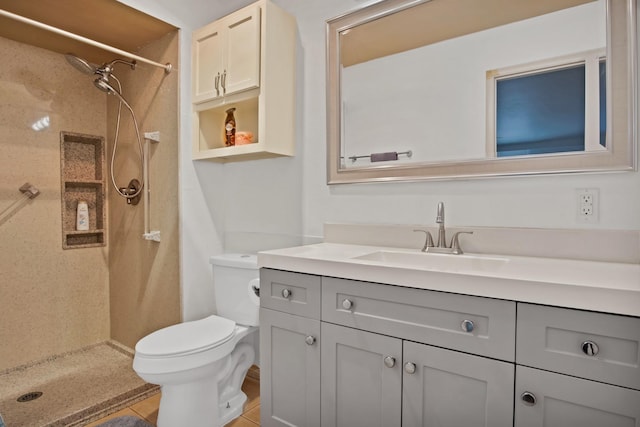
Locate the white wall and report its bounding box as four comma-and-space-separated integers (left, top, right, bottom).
119, 0, 640, 320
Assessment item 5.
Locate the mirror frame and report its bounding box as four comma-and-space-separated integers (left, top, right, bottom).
326, 0, 637, 184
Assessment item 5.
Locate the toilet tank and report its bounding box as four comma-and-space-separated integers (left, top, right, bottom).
209, 254, 259, 326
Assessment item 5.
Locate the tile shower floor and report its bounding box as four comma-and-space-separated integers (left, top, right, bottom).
0, 342, 158, 427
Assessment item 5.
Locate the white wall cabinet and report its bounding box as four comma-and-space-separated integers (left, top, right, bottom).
192, 5, 260, 103
191, 0, 296, 162
260, 269, 640, 426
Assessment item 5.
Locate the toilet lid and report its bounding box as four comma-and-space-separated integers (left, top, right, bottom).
135, 315, 236, 357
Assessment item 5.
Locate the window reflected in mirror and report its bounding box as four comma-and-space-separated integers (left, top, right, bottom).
489, 50, 607, 158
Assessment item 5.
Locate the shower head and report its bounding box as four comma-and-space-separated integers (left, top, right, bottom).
65, 53, 98, 75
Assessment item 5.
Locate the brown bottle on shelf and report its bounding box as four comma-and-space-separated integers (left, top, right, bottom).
224, 107, 236, 146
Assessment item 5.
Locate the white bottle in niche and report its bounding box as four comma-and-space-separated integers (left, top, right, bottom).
76, 200, 89, 231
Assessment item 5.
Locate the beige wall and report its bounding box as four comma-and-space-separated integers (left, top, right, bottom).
0, 37, 109, 370
108, 30, 181, 348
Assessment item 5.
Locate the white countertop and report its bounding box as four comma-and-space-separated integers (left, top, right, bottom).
258, 242, 640, 317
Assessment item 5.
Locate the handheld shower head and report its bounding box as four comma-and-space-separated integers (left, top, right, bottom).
94, 75, 116, 93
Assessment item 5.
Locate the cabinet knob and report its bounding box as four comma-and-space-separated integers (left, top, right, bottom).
342, 299, 353, 310
404, 362, 416, 374
384, 356, 396, 368
582, 340, 599, 356
214, 72, 220, 96
281, 288, 292, 299
521, 392, 537, 406
461, 319, 475, 333
305, 335, 316, 346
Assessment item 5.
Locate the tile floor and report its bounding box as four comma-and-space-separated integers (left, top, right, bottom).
85, 376, 261, 427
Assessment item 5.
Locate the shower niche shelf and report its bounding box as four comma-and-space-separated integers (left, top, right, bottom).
60, 131, 106, 249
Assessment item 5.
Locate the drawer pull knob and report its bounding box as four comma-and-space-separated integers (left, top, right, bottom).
342, 299, 353, 310
461, 319, 475, 333
582, 340, 599, 356
404, 362, 416, 374
521, 392, 537, 406
384, 356, 396, 368
305, 335, 316, 346
281, 288, 292, 299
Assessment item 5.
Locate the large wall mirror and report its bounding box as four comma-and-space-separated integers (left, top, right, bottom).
326, 0, 637, 184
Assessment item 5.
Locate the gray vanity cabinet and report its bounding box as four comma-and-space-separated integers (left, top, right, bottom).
515, 366, 640, 427
403, 341, 514, 427
319, 322, 514, 427
514, 303, 640, 426
260, 268, 640, 427
321, 322, 402, 427
260, 269, 322, 427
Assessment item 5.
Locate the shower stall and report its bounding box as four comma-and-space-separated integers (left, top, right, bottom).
0, 2, 181, 425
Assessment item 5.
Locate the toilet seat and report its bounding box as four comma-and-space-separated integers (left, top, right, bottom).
135, 315, 236, 358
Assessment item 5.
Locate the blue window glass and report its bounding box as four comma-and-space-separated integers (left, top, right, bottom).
496, 65, 586, 157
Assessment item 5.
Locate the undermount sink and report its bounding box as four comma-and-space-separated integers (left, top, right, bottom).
351, 250, 509, 273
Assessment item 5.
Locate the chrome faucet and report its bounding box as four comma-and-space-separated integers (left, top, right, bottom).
414, 202, 473, 255
435, 201, 446, 248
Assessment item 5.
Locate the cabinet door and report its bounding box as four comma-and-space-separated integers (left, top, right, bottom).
260, 308, 320, 427
515, 366, 640, 427
192, 21, 225, 103
402, 341, 514, 427
223, 4, 261, 96
321, 323, 402, 427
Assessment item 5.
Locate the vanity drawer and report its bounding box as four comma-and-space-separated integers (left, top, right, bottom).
517, 303, 640, 390
260, 269, 321, 319
321, 277, 516, 361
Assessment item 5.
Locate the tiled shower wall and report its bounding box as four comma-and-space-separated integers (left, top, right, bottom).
107, 31, 181, 348
0, 36, 109, 370
0, 29, 181, 369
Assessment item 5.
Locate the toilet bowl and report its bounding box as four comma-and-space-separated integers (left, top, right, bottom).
133, 254, 259, 427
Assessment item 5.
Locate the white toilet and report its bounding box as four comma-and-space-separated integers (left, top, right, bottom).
133, 254, 260, 427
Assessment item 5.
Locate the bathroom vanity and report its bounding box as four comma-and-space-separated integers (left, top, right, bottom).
258, 237, 640, 427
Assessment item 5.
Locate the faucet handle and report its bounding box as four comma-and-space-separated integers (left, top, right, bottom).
450, 231, 473, 255
414, 229, 434, 252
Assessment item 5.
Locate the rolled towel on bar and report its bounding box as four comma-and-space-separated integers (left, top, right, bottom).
370, 151, 398, 162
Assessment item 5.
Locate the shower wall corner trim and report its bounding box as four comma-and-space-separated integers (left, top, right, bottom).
0, 8, 173, 73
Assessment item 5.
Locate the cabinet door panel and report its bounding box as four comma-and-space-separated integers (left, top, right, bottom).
321, 323, 402, 427
403, 341, 514, 427
224, 5, 261, 96
516, 366, 640, 427
260, 308, 320, 427
192, 23, 224, 102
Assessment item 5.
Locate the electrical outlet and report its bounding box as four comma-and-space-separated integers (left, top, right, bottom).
576, 188, 599, 223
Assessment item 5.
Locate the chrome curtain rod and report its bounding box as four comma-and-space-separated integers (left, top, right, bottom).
0, 8, 172, 74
